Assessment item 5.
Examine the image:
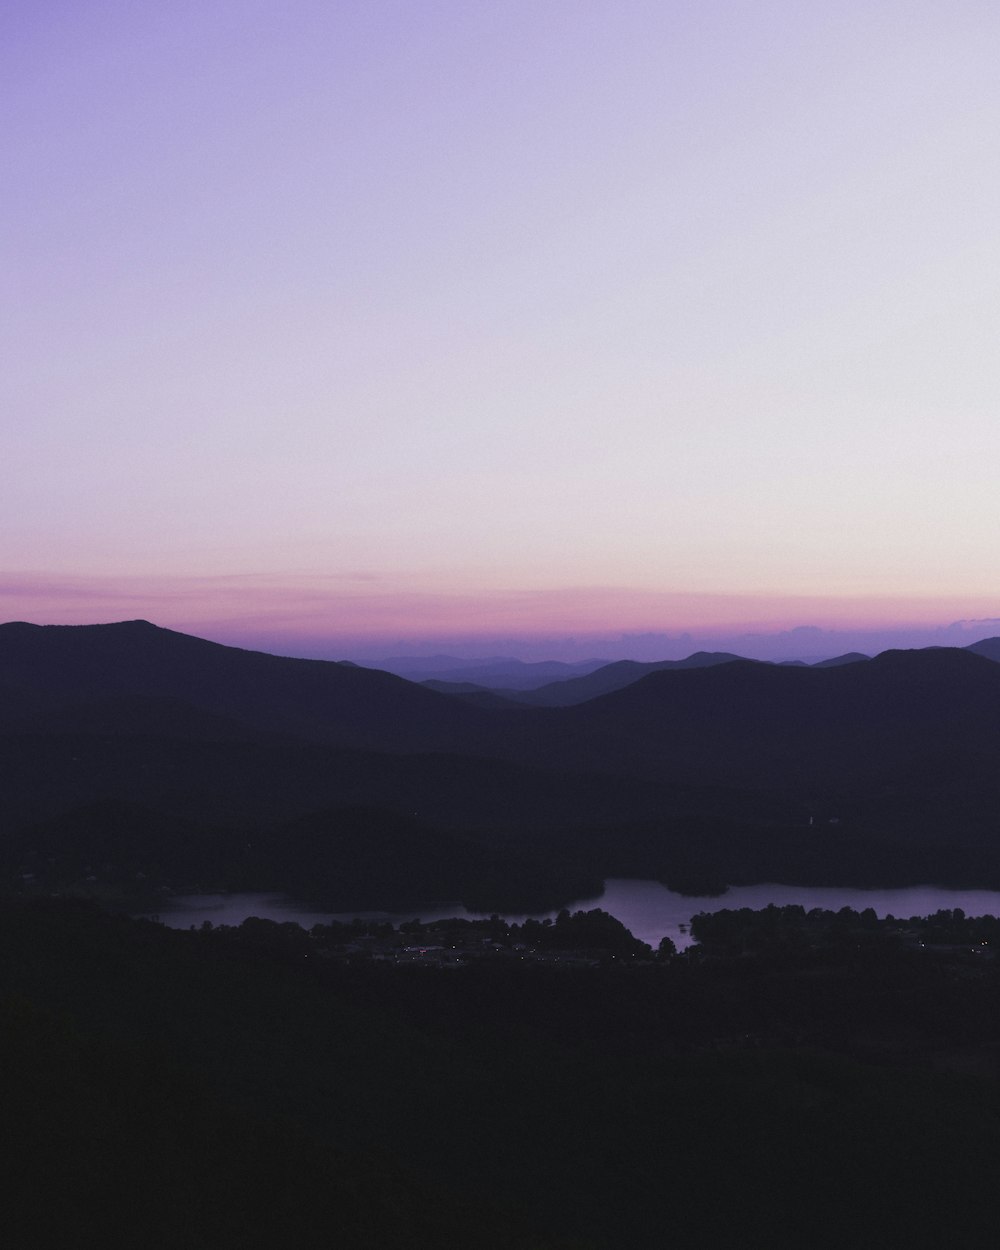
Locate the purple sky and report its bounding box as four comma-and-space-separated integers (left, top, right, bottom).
5, 3, 1000, 662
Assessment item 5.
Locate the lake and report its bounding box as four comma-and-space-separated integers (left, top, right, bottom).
139, 878, 1000, 951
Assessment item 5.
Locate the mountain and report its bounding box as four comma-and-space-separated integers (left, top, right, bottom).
456, 646, 1000, 888
0, 622, 656, 907
419, 647, 906, 707
967, 637, 1000, 663
372, 655, 609, 689
0, 619, 491, 753
418, 679, 521, 708
535, 646, 1000, 791
507, 651, 749, 707
6, 621, 1000, 903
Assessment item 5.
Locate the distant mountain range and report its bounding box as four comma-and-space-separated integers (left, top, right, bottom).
368, 648, 874, 698
467, 651, 762, 707
366, 654, 609, 689
4, 619, 1000, 907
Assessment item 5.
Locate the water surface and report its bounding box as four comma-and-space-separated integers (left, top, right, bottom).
142, 879, 1000, 951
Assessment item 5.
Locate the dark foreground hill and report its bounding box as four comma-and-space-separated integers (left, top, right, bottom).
5, 895, 1000, 1248
5, 621, 1000, 903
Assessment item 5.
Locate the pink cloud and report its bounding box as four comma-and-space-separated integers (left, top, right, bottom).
4, 571, 998, 662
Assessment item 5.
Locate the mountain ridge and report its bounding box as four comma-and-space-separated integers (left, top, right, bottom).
0, 618, 492, 754
6, 620, 1000, 904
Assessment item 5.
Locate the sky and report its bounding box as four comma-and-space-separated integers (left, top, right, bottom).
4, 1, 1000, 662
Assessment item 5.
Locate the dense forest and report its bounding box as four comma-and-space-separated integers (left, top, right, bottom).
5, 895, 1000, 1248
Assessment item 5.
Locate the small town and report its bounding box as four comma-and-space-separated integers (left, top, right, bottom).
197, 907, 664, 969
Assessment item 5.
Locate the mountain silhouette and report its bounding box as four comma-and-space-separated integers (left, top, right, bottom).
534, 646, 1000, 789
505, 651, 749, 707
6, 621, 1000, 902
966, 636, 1000, 663
368, 654, 607, 688
0, 620, 490, 753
